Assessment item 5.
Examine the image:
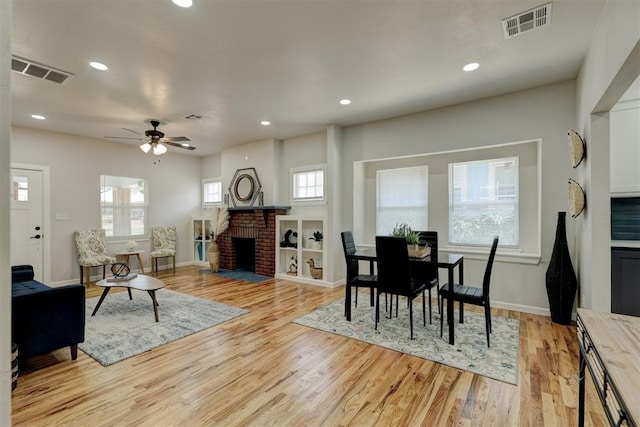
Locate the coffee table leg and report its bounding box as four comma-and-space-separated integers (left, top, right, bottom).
147, 290, 160, 322
127, 287, 132, 300
92, 287, 111, 316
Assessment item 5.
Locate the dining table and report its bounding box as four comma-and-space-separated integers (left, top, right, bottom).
347, 247, 464, 345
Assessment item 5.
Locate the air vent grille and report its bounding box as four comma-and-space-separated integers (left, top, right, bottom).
502, 2, 552, 39
184, 113, 209, 121
11, 55, 74, 85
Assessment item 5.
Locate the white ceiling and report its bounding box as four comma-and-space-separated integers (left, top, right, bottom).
11, 0, 606, 157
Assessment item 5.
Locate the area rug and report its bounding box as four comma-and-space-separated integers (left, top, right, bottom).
293, 298, 519, 384
80, 289, 248, 366
200, 268, 272, 283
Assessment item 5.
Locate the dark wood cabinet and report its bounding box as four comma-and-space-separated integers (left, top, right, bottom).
611, 247, 640, 316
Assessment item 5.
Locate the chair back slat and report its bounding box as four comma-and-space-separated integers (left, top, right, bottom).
375, 236, 412, 295
482, 237, 500, 297
416, 231, 438, 256
341, 231, 360, 279
413, 231, 439, 283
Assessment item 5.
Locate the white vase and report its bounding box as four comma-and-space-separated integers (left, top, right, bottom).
312, 241, 322, 250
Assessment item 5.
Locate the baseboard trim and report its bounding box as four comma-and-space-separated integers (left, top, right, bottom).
491, 300, 550, 317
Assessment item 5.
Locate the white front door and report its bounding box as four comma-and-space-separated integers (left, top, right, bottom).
10, 168, 44, 282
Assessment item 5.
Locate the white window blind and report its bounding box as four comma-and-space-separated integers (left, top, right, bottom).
449, 157, 518, 246
203, 180, 222, 206
293, 169, 324, 200
100, 175, 148, 238
376, 166, 429, 235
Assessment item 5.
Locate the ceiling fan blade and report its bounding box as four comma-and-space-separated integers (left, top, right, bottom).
122, 127, 142, 135
164, 141, 196, 150
163, 136, 190, 142
104, 136, 143, 140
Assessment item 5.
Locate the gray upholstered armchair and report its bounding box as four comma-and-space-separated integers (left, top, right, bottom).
151, 226, 177, 273
73, 229, 116, 285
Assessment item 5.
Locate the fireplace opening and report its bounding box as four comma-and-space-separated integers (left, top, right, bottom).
234, 238, 256, 272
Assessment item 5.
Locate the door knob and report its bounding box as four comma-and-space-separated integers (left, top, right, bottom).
30, 234, 41, 239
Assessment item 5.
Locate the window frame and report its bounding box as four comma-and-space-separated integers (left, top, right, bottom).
100, 175, 149, 240
290, 164, 326, 205
202, 177, 223, 208
448, 156, 519, 248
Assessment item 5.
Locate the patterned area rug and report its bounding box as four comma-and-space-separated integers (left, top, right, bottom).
200, 268, 272, 283
293, 297, 520, 384
80, 289, 248, 366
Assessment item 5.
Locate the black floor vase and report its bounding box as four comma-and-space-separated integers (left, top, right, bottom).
545, 212, 578, 325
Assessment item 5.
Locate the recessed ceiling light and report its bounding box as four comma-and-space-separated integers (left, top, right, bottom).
89, 61, 108, 71
261, 120, 271, 126
463, 62, 480, 72
339, 99, 352, 105
31, 114, 46, 120
172, 0, 193, 7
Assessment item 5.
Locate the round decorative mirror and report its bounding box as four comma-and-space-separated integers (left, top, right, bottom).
234, 174, 255, 202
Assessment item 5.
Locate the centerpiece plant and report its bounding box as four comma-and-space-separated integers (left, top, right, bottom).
392, 223, 420, 246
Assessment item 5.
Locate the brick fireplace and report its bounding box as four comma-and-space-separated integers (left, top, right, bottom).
217, 206, 289, 276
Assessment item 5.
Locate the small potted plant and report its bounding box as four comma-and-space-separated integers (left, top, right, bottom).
310, 231, 323, 250
405, 231, 420, 250
392, 223, 421, 253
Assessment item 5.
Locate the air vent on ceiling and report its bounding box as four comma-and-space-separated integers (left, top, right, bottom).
11, 55, 74, 85
502, 2, 552, 39
184, 113, 209, 121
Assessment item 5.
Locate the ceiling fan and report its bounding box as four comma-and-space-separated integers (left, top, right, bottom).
105, 120, 196, 155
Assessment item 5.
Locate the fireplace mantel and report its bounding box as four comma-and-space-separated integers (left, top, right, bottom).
228, 206, 291, 212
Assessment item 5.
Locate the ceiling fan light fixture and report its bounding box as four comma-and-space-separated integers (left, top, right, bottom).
172, 0, 193, 8
140, 142, 152, 153
153, 143, 168, 155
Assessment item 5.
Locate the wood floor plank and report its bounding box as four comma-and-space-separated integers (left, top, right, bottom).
11, 266, 607, 426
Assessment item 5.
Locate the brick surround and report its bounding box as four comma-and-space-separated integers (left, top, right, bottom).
217, 207, 289, 276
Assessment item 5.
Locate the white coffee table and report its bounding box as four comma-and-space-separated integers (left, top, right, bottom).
93, 274, 165, 322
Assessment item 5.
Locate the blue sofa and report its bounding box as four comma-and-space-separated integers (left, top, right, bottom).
11, 265, 85, 361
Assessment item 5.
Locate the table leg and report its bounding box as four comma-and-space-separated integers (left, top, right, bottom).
447, 267, 455, 345
147, 290, 160, 322
135, 253, 145, 273
92, 287, 111, 316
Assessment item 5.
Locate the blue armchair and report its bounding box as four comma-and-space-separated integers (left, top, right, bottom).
11, 265, 85, 361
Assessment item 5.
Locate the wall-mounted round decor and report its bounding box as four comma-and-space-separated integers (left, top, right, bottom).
567, 129, 585, 168
567, 178, 586, 218
228, 167, 262, 207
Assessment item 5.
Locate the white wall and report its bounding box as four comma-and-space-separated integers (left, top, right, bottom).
202, 152, 222, 180
575, 0, 640, 311
342, 80, 577, 313
220, 138, 284, 207
1, 0, 12, 422
11, 126, 203, 283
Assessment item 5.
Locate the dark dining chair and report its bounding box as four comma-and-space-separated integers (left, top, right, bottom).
375, 236, 427, 340
341, 231, 377, 321
411, 231, 440, 324
439, 236, 499, 347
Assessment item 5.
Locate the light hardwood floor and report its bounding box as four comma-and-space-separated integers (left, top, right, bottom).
12, 266, 606, 426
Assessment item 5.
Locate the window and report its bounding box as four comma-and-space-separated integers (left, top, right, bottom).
203, 179, 222, 206
449, 157, 518, 246
100, 175, 148, 238
292, 168, 324, 201
12, 176, 28, 201
376, 166, 429, 235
